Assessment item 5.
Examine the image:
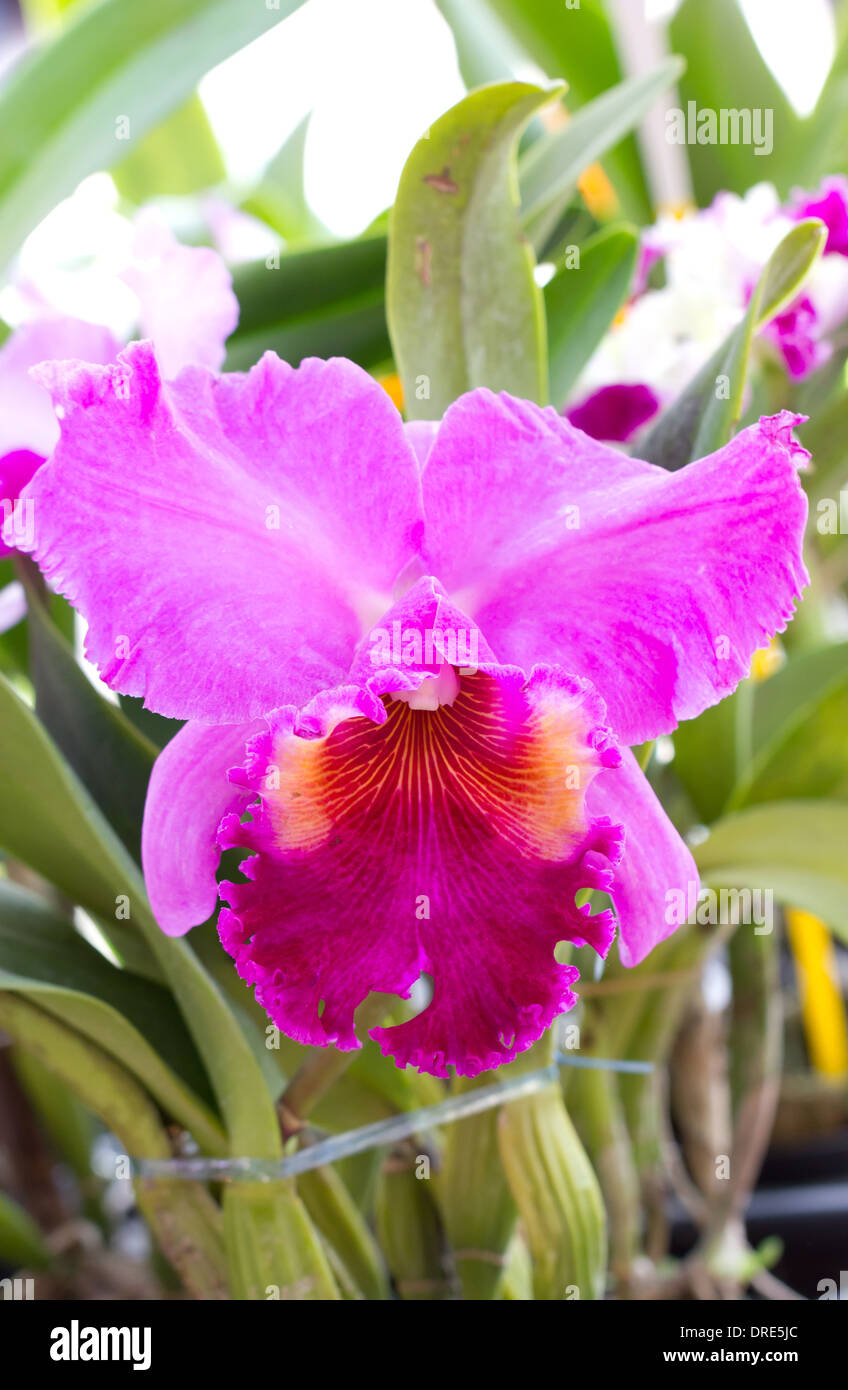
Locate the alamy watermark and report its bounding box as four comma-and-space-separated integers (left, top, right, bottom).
665, 882, 774, 933
1, 497, 35, 548
369, 621, 479, 674
665, 102, 773, 157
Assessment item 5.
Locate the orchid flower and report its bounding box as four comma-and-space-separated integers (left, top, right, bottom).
6, 344, 809, 1077
568, 178, 848, 442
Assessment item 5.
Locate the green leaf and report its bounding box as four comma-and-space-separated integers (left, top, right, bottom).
641, 219, 826, 469
223, 1183, 339, 1301
0, 671, 282, 1157
0, 878, 226, 1153
435, 0, 528, 92
669, 0, 802, 199
0, 0, 303, 270
0, 1190, 50, 1271
388, 81, 558, 419
243, 114, 325, 244
694, 801, 848, 941
0, 669, 156, 937
297, 1164, 389, 1300
482, 0, 653, 221
798, 388, 848, 503
0, 991, 229, 1299
729, 645, 848, 808
545, 224, 637, 404
519, 60, 685, 253
112, 95, 225, 202
673, 692, 741, 826
800, 33, 848, 184
226, 235, 390, 373
23, 572, 157, 862
11, 1047, 94, 1182
118, 695, 183, 750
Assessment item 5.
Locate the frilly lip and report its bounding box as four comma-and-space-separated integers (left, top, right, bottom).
216, 659, 624, 1078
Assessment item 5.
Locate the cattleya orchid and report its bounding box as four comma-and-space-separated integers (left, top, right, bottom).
568, 176, 848, 442
4, 342, 809, 1078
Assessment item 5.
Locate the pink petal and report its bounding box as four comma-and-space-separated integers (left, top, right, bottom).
587, 747, 698, 967
422, 392, 809, 745
142, 718, 263, 936
791, 177, 848, 258
12, 343, 424, 723
566, 382, 660, 442
122, 210, 239, 378
217, 661, 623, 1078
0, 317, 117, 457
762, 294, 827, 380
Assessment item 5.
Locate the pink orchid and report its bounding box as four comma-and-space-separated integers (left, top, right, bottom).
6, 345, 809, 1076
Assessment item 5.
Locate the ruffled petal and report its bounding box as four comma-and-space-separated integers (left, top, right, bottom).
217, 659, 623, 1078
142, 718, 263, 936
587, 747, 698, 967
12, 343, 424, 723
422, 391, 809, 745
122, 210, 239, 378
0, 317, 117, 456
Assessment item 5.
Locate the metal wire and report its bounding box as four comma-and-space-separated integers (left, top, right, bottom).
133, 1052, 653, 1183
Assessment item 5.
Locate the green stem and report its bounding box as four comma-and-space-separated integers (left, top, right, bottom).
567, 1061, 641, 1289
498, 1032, 607, 1300
278, 993, 393, 1134
438, 1071, 517, 1299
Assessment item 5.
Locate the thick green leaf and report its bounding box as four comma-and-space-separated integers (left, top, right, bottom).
118, 694, 183, 750
669, 0, 801, 199
243, 114, 325, 244
798, 388, 848, 503
388, 81, 557, 418
694, 801, 848, 940
226, 235, 390, 373
0, 672, 283, 1157
800, 34, 848, 184
0, 1190, 50, 1271
23, 574, 156, 861
673, 691, 741, 826
20, 0, 225, 202
545, 224, 637, 404
113, 95, 225, 201
435, 0, 528, 92
728, 644, 848, 808
519, 60, 685, 253
483, 0, 653, 221
0, 879, 225, 1153
0, 0, 302, 269
11, 1047, 94, 1181
223, 1182, 339, 1301
641, 219, 826, 469
0, 670, 157, 937
0, 992, 229, 1299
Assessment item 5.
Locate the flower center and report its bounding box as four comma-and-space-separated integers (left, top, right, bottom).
391, 663, 460, 710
